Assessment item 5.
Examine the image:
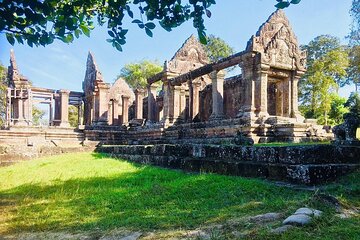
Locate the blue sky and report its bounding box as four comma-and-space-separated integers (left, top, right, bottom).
0, 0, 354, 97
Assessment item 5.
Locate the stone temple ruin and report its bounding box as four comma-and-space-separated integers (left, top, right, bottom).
1, 10, 358, 184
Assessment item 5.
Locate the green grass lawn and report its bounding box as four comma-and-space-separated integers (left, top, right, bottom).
0, 152, 359, 239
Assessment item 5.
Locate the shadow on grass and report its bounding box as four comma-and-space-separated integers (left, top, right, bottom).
0, 155, 311, 234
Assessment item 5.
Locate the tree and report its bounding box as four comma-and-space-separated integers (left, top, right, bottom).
119, 60, 162, 89
0, 0, 300, 51
300, 35, 349, 125
327, 94, 349, 125
348, 1, 360, 88
349, 0, 360, 45
204, 35, 234, 63
32, 106, 46, 126
68, 105, 79, 127
0, 63, 7, 127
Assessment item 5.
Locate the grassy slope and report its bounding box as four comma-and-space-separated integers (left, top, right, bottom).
0, 152, 359, 239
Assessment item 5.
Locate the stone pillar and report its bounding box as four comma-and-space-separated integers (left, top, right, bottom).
291, 72, 305, 122
161, 72, 178, 126
135, 88, 145, 119
112, 100, 120, 125
122, 95, 130, 125
6, 88, 11, 126
256, 64, 270, 118
188, 80, 194, 121
209, 70, 225, 120
192, 81, 201, 120
237, 54, 257, 120
14, 89, 25, 125
161, 79, 171, 124
58, 90, 70, 127
49, 100, 53, 126
147, 84, 157, 122
78, 101, 84, 126
108, 101, 113, 125
96, 84, 109, 124
172, 85, 181, 123
283, 79, 291, 117
179, 86, 186, 122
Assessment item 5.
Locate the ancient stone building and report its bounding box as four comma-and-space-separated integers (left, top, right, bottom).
2, 10, 330, 146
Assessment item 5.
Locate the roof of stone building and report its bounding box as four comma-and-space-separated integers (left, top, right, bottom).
109, 77, 135, 103
8, 49, 30, 88
246, 9, 306, 71
83, 51, 108, 94
166, 34, 209, 74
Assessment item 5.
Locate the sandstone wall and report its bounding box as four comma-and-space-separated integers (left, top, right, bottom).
199, 76, 243, 121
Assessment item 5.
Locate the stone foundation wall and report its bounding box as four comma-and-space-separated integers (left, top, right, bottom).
0, 127, 95, 166
97, 144, 360, 185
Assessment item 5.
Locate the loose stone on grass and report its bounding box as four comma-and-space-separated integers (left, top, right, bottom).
249, 212, 282, 223
283, 214, 312, 226
282, 207, 323, 226
271, 225, 294, 234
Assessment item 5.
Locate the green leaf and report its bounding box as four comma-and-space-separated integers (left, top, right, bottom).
6, 34, 15, 45
114, 41, 123, 51
290, 0, 301, 4
205, 9, 212, 18
80, 25, 90, 37
74, 29, 81, 38
145, 28, 153, 37
198, 31, 207, 44
275, 2, 291, 8
126, 5, 134, 18
108, 30, 115, 38
145, 22, 156, 30
66, 34, 74, 43
132, 19, 142, 24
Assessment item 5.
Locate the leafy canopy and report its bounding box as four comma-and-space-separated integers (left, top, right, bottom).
204, 34, 234, 63
300, 35, 349, 125
349, 0, 360, 45
119, 60, 162, 89
0, 0, 299, 51
348, 1, 360, 85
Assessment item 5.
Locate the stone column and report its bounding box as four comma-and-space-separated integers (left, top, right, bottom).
97, 84, 110, 124
122, 95, 130, 125
49, 100, 53, 126
135, 88, 145, 119
192, 80, 201, 120
188, 80, 194, 121
6, 88, 11, 126
291, 72, 305, 122
179, 86, 186, 122
112, 100, 120, 125
58, 90, 70, 127
78, 100, 84, 126
147, 84, 158, 122
14, 89, 25, 126
256, 64, 270, 118
237, 54, 257, 120
172, 85, 181, 123
209, 70, 225, 120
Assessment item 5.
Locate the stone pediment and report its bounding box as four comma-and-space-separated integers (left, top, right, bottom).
246, 10, 306, 71
167, 35, 209, 74
109, 77, 135, 104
